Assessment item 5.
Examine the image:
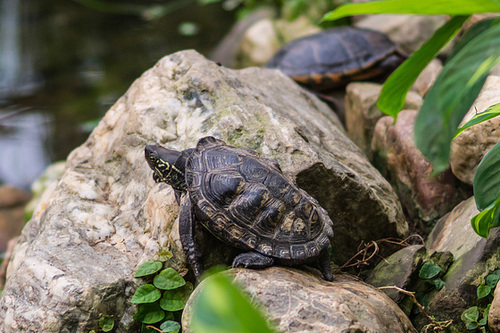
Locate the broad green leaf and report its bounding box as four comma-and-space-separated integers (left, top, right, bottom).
471, 205, 496, 238
133, 303, 165, 324
419, 261, 442, 279
99, 315, 114, 332
455, 104, 500, 138
323, 0, 500, 21
415, 25, 500, 174
473, 139, 500, 210
160, 282, 193, 311
479, 317, 488, 326
191, 273, 275, 333
477, 284, 491, 299
131, 284, 162, 304
449, 18, 500, 61
153, 268, 186, 290
467, 322, 479, 330
160, 320, 181, 333
486, 273, 500, 289
462, 306, 479, 323
377, 16, 468, 116
135, 261, 163, 277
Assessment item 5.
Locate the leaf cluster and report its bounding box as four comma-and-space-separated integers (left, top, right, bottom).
324, 0, 500, 239
460, 269, 500, 331
132, 260, 192, 333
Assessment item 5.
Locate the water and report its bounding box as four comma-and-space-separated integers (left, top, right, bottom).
0, 0, 235, 189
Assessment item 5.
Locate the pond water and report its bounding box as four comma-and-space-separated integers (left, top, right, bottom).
0, 0, 236, 189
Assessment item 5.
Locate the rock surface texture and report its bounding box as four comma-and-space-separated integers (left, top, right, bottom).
0, 50, 407, 332
182, 267, 418, 333
372, 110, 470, 226
450, 75, 500, 185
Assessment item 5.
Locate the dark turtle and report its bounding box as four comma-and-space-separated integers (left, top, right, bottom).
266, 26, 405, 91
145, 136, 334, 281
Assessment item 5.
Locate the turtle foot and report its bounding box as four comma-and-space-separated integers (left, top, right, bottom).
232, 252, 274, 269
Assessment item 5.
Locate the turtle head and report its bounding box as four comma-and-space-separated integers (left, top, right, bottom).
145, 145, 186, 190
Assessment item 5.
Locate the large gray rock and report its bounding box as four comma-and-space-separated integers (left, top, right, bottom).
182, 267, 417, 333
0, 50, 406, 332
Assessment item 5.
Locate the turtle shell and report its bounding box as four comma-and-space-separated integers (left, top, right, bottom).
184, 137, 333, 262
266, 26, 402, 90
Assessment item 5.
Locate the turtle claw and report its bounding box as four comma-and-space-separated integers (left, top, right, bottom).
232, 252, 274, 269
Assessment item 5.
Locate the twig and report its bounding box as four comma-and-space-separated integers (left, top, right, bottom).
378, 286, 452, 332
336, 234, 424, 275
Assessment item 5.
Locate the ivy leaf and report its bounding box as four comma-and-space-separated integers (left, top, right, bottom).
154, 268, 186, 290
160, 320, 181, 333
419, 261, 442, 279
486, 273, 500, 288
462, 306, 480, 323
160, 282, 193, 311
477, 284, 491, 299
131, 284, 162, 304
99, 315, 114, 332
133, 303, 165, 324
432, 278, 445, 290
135, 261, 163, 277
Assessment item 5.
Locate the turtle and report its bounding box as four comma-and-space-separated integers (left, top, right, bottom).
266, 26, 405, 91
145, 136, 334, 281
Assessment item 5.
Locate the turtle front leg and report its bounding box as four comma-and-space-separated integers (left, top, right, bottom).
232, 252, 274, 269
179, 195, 204, 282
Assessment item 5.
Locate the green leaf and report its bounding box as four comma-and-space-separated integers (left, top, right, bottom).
377, 16, 468, 117
477, 284, 492, 299
470, 200, 500, 238
486, 273, 500, 288
474, 139, 500, 210
432, 278, 446, 290
133, 303, 165, 324
449, 18, 500, 61
99, 315, 114, 332
479, 316, 488, 326
160, 282, 193, 311
455, 104, 500, 138
467, 322, 479, 330
160, 320, 181, 333
191, 273, 275, 333
153, 268, 186, 290
135, 261, 163, 277
157, 250, 174, 262
462, 306, 480, 323
131, 284, 162, 304
419, 261, 442, 279
322, 0, 500, 21
415, 24, 500, 174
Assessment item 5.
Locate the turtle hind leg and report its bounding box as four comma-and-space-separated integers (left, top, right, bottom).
318, 247, 333, 281
232, 252, 274, 269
